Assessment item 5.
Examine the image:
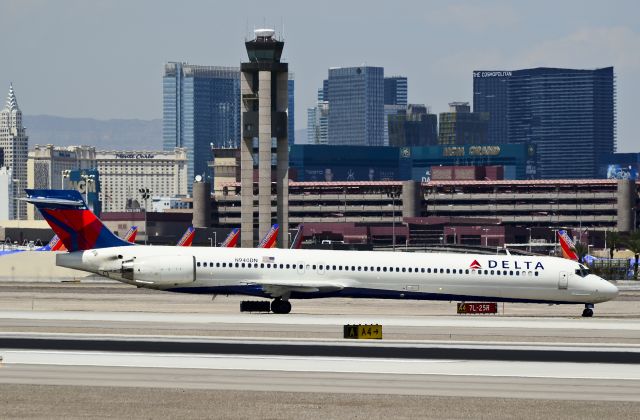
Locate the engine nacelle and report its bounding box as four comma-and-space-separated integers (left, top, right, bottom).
121, 255, 195, 286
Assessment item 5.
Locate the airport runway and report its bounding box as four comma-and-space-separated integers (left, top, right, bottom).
1, 280, 640, 418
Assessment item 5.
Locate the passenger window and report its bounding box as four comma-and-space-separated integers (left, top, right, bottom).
267, 264, 271, 268
357, 266, 361, 271
440, 269, 444, 274
260, 263, 264, 268
352, 266, 356, 271
484, 270, 488, 275
383, 267, 387, 272
535, 272, 539, 276
339, 265, 342, 270
253, 263, 258, 268
496, 271, 500, 276
377, 267, 381, 272
446, 269, 450, 274
407, 268, 411, 273
319, 265, 324, 270
241, 263, 245, 268
286, 264, 290, 269
396, 267, 400, 272
427, 268, 431, 273
197, 262, 201, 267
235, 263, 239, 268
222, 263, 226, 267
279, 264, 284, 269
421, 268, 425, 273
333, 265, 337, 270
312, 265, 316, 270
465, 269, 469, 274
452, 269, 456, 274
364, 267, 368, 271
203, 262, 207, 267
490, 270, 494, 275
515, 271, 519, 276
509, 270, 513, 275
216, 263, 220, 268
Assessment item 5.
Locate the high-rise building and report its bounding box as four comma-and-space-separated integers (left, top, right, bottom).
388, 104, 438, 147
473, 67, 615, 178
0, 167, 11, 220
0, 84, 28, 219
384, 76, 408, 106
163, 63, 295, 185
439, 102, 489, 145
163, 63, 240, 190
307, 88, 329, 145
327, 66, 384, 146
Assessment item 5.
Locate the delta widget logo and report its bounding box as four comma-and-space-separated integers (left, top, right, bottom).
469, 260, 482, 269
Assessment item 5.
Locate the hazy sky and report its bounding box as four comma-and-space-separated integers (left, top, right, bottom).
1, 0, 638, 151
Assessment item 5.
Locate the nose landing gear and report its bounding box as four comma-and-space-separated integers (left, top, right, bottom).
271, 298, 292, 314
582, 303, 594, 318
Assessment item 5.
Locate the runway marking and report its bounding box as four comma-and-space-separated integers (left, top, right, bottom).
2, 350, 640, 380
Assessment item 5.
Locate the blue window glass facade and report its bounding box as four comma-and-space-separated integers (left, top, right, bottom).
384, 77, 408, 106
327, 66, 384, 146
473, 67, 615, 179
163, 63, 240, 191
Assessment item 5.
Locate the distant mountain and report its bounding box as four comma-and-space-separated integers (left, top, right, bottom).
23, 115, 162, 150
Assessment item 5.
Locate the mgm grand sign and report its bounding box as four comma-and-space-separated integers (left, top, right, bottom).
442, 145, 501, 157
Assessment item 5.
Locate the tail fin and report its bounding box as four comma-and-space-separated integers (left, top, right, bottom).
177, 226, 195, 247
25, 189, 133, 252
37, 235, 66, 251
258, 224, 279, 249
557, 229, 579, 261
220, 228, 240, 248
123, 226, 138, 243
290, 224, 304, 249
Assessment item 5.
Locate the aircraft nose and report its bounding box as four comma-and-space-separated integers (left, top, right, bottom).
599, 278, 619, 300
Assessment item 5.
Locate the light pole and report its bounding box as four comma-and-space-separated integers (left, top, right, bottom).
526, 227, 532, 252
61, 169, 71, 190
81, 173, 95, 207
139, 188, 151, 245
387, 188, 401, 251
483, 228, 488, 247
208, 237, 213, 247
452, 227, 457, 245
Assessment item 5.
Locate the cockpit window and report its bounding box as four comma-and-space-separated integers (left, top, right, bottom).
575, 264, 590, 278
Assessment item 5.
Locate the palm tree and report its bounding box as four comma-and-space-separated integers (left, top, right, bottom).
573, 241, 589, 264
624, 231, 640, 280
607, 231, 620, 259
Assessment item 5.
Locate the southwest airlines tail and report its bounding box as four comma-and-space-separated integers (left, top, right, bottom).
220, 228, 240, 248
25, 189, 133, 252
123, 226, 138, 243
37, 235, 66, 251
290, 224, 304, 249
557, 229, 579, 261
258, 224, 279, 248
177, 226, 195, 247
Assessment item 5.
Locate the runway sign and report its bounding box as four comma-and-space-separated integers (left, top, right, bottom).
457, 302, 498, 314
343, 324, 383, 339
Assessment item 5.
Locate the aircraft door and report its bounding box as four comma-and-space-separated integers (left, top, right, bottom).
558, 271, 569, 289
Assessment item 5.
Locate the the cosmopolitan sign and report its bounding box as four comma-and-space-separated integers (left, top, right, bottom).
473, 71, 512, 77
115, 153, 156, 159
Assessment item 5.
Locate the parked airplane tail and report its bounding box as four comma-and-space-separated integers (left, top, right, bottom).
123, 226, 138, 243
220, 228, 240, 248
290, 224, 304, 249
177, 226, 195, 247
557, 229, 579, 261
258, 224, 279, 248
24, 189, 133, 252
37, 235, 66, 251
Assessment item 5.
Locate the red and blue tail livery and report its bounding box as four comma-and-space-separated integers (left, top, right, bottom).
123, 226, 138, 243
25, 189, 133, 252
220, 228, 240, 248
258, 224, 279, 249
177, 226, 195, 247
557, 229, 579, 261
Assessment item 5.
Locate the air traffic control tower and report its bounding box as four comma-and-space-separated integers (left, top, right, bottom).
240, 29, 289, 247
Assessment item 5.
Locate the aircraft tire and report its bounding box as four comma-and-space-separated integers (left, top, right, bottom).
271, 299, 292, 314
582, 308, 594, 317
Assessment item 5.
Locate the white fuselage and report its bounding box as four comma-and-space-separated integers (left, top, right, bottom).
56, 246, 618, 304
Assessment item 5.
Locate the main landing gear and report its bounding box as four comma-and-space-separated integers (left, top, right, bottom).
271, 298, 292, 314
582, 303, 594, 318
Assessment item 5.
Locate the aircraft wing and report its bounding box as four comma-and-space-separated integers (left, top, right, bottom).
242, 279, 348, 297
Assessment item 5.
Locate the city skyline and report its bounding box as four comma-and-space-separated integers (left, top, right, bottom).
1, 1, 638, 151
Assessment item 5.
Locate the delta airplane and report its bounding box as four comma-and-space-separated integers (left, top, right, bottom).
25, 189, 618, 316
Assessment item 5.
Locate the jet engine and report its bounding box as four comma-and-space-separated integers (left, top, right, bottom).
121, 255, 195, 286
